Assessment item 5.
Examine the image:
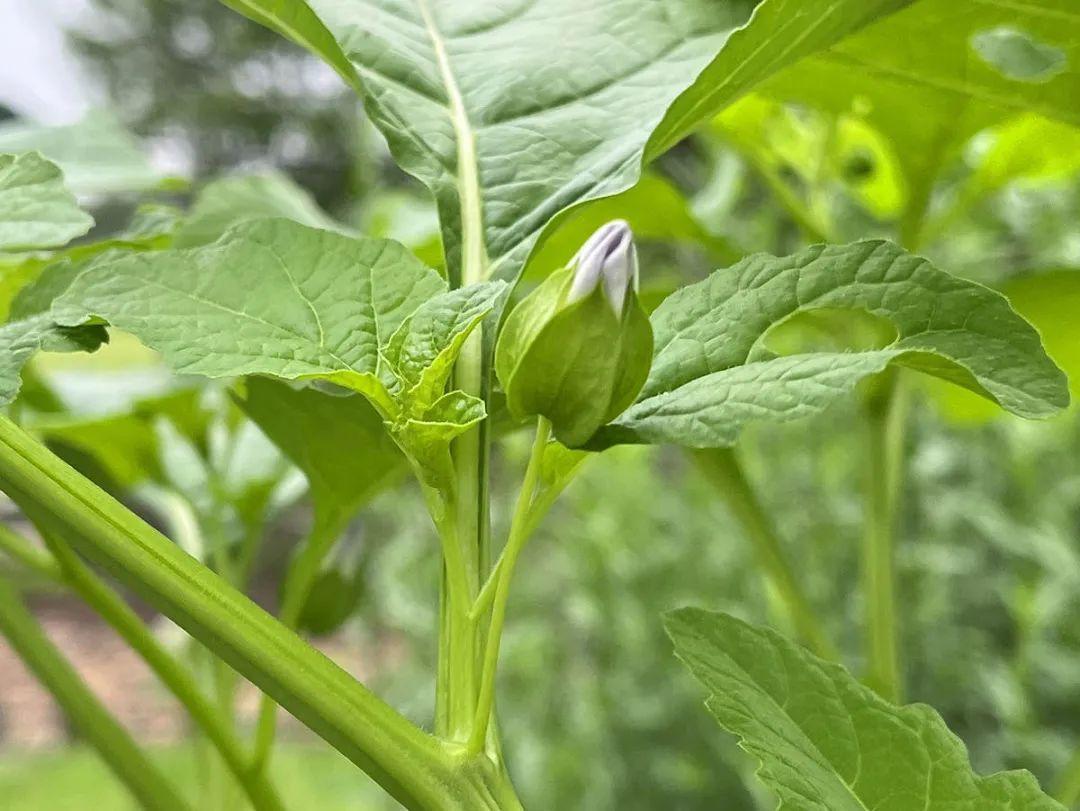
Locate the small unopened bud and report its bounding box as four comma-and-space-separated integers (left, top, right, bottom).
567, 219, 638, 315
495, 221, 653, 447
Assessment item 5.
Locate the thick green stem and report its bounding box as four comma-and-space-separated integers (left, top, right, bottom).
433, 465, 480, 740
24, 520, 286, 811
0, 576, 192, 811
691, 448, 837, 660
861, 372, 908, 702
0, 415, 503, 811
469, 419, 551, 754
251, 507, 347, 770
440, 230, 490, 744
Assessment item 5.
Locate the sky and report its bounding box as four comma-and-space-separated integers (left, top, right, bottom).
0, 0, 100, 124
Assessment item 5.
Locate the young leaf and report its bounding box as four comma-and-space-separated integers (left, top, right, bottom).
665, 607, 1063, 810
399, 389, 486, 492
382, 281, 508, 409
223, 0, 910, 282
591, 240, 1068, 449
0, 152, 93, 252
50, 218, 445, 410
235, 377, 405, 520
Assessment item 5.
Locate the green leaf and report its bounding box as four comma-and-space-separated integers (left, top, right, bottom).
0, 261, 109, 405
235, 377, 405, 519
295, 565, 365, 636
398, 389, 486, 492
51, 218, 445, 410
0, 200, 178, 326
665, 607, 1063, 810
33, 412, 161, 492
761, 0, 1080, 228
0, 112, 162, 195
927, 269, 1080, 422
174, 171, 351, 248
0, 153, 93, 252
382, 281, 507, 410
228, 0, 909, 283
592, 241, 1068, 448
0, 204, 180, 403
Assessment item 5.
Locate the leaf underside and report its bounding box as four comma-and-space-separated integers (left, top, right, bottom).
232, 0, 914, 283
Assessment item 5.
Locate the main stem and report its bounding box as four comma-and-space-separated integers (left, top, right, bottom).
861, 371, 908, 702
0, 575, 192, 811
417, 0, 492, 747
691, 448, 837, 660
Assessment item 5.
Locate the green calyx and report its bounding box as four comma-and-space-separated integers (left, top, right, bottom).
495, 240, 653, 447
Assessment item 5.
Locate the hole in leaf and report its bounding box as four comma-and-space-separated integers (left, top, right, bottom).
762, 307, 898, 357
970, 27, 1067, 83
842, 148, 876, 182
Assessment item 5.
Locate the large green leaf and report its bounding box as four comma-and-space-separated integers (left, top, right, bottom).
235, 377, 405, 518
42, 217, 506, 489
0, 153, 93, 253
50, 218, 445, 407
665, 607, 1062, 810
592, 240, 1068, 448
221, 0, 913, 283
0, 112, 162, 195
173, 171, 351, 248
0, 202, 180, 322
761, 0, 1080, 232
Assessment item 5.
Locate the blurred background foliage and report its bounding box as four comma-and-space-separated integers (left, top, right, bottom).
1, 0, 1079, 809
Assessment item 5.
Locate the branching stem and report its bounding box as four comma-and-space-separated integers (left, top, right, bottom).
861, 371, 908, 702
691, 448, 837, 660
469, 418, 551, 754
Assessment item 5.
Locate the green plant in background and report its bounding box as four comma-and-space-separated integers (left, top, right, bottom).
0, 0, 1078, 809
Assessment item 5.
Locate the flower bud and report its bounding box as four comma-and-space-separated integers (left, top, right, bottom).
495, 220, 653, 447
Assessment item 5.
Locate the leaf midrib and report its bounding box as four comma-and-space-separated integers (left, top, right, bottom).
414, 0, 489, 285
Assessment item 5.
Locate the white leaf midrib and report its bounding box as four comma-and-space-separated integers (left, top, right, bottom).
414, 0, 489, 285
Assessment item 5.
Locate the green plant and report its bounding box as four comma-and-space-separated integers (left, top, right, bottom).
0, 1, 1078, 809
